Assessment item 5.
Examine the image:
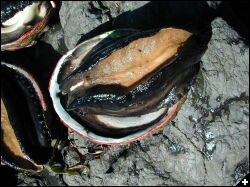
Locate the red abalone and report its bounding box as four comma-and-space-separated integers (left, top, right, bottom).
1, 62, 52, 172
49, 27, 207, 145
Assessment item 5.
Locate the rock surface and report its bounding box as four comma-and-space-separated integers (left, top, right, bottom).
59, 1, 149, 50
12, 1, 249, 186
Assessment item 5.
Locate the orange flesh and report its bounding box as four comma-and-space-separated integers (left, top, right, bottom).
1, 99, 25, 159
72, 28, 192, 90
1, 99, 42, 171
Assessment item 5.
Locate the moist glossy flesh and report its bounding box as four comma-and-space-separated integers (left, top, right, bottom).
60, 30, 205, 117
59, 28, 193, 114
66, 61, 198, 117
60, 28, 192, 98
57, 29, 139, 84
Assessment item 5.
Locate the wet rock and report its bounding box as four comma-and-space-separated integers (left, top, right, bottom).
17, 173, 43, 186
172, 17, 249, 185
62, 174, 85, 186
233, 159, 249, 185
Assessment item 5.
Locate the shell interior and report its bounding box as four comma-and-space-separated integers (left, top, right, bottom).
49, 29, 200, 144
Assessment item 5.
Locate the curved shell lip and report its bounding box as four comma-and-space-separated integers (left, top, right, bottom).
49, 29, 187, 145
1, 1, 56, 50
1, 62, 47, 111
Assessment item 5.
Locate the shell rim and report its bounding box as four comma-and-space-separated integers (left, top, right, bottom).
49, 29, 183, 145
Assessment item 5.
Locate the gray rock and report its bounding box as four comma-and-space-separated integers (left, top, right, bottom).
62, 146, 82, 168
206, 1, 222, 9
68, 130, 96, 155
59, 1, 149, 50
41, 23, 68, 55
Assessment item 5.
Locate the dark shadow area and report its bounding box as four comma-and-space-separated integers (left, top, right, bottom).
48, 1, 62, 26
76, 1, 216, 45
217, 1, 249, 46
0, 165, 18, 185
